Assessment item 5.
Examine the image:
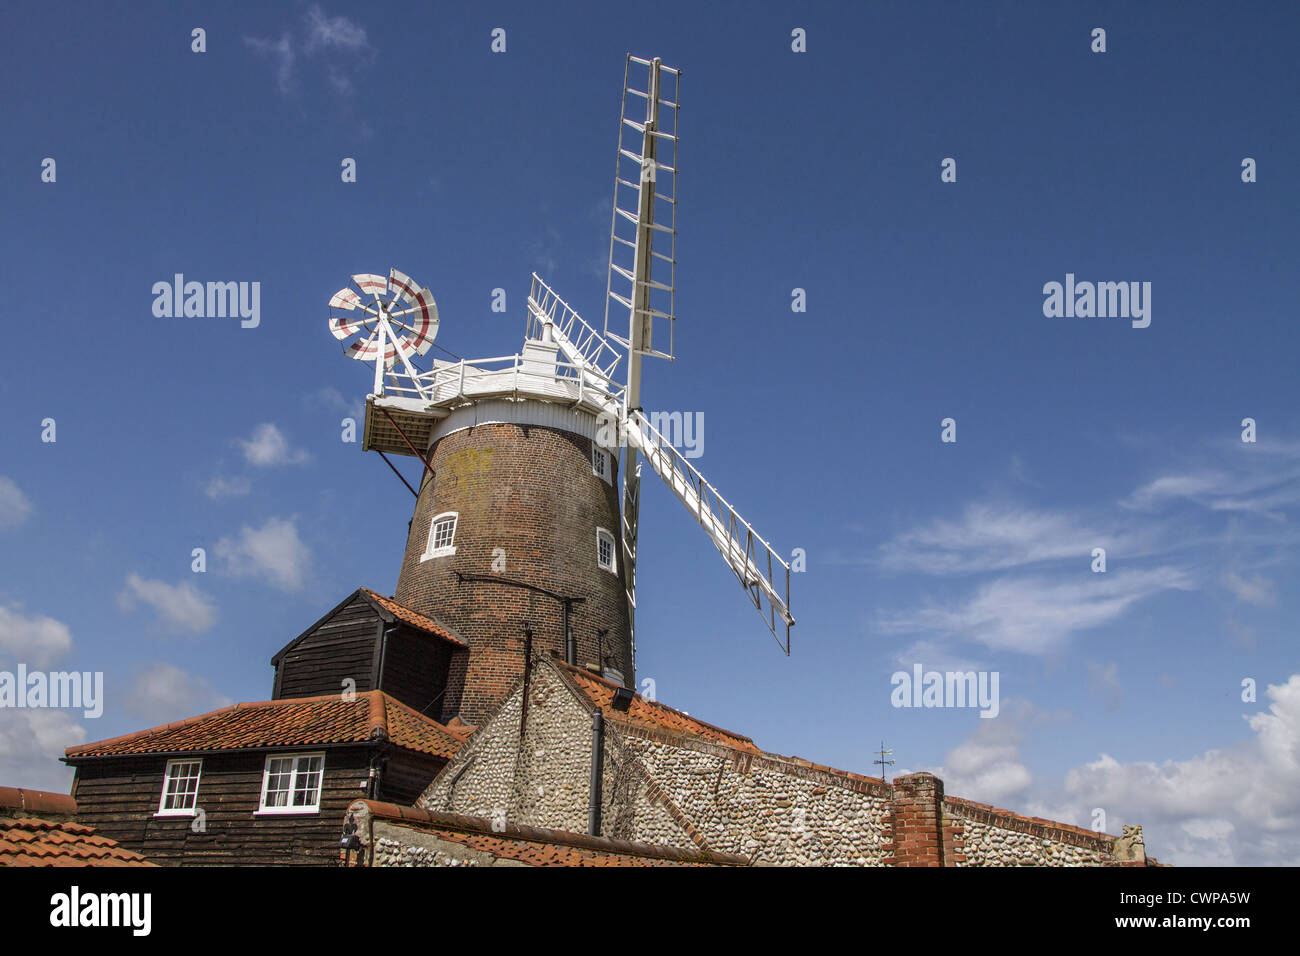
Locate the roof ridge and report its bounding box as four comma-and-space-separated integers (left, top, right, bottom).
369, 689, 389, 740
554, 658, 756, 745
358, 587, 468, 647
66, 692, 380, 759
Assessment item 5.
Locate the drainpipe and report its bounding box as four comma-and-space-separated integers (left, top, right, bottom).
563, 599, 576, 666
588, 710, 604, 836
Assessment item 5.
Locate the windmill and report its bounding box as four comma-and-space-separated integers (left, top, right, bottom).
327, 55, 794, 722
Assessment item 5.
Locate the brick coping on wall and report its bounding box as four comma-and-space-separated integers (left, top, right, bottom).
347, 800, 752, 866
944, 795, 1117, 851
0, 786, 78, 820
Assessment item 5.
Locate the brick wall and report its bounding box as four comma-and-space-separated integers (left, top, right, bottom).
392, 416, 632, 724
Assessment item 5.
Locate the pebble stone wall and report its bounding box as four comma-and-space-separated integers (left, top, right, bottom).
414, 657, 1134, 867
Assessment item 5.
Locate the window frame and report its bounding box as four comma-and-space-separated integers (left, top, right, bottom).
596, 527, 617, 574
592, 446, 612, 485
421, 511, 459, 561
255, 751, 326, 816
155, 758, 203, 817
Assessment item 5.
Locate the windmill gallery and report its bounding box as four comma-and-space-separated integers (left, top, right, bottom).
46, 56, 1158, 868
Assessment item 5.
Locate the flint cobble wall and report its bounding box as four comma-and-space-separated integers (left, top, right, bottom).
415, 659, 1133, 866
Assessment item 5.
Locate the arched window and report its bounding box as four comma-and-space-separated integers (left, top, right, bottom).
422, 511, 458, 560
596, 527, 616, 574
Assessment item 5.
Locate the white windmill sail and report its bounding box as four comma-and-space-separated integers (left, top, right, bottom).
603, 55, 681, 667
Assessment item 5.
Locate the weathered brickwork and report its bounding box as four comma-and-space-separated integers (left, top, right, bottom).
393, 417, 632, 725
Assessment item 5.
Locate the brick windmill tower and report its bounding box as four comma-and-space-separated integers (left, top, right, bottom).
326, 57, 794, 726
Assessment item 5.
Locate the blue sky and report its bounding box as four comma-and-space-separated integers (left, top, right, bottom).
1, 1, 1297, 865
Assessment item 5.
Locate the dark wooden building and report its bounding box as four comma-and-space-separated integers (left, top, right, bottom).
64, 587, 474, 866
271, 587, 468, 720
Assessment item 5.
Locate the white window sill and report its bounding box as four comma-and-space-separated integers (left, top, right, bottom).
599, 563, 617, 575
420, 547, 456, 562
254, 809, 321, 817
153, 810, 197, 818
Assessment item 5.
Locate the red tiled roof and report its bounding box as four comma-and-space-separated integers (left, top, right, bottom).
0, 818, 154, 867
557, 661, 762, 754
66, 691, 471, 760
360, 588, 467, 647
350, 801, 749, 867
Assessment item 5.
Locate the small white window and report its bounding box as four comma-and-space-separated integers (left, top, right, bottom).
422, 511, 458, 560
596, 528, 617, 574
257, 753, 325, 815
157, 759, 202, 816
592, 446, 611, 485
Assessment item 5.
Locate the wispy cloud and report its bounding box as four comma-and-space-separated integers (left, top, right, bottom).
117, 574, 217, 635
1220, 570, 1277, 607
877, 503, 1142, 575
0, 476, 33, 530
204, 475, 253, 499
244, 33, 295, 94
245, 5, 374, 97
1086, 660, 1124, 711
1123, 439, 1300, 521
124, 663, 232, 725
879, 567, 1195, 655
214, 516, 311, 592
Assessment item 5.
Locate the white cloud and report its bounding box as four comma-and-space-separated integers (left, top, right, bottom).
879, 567, 1195, 655
1220, 570, 1277, 607
238, 423, 311, 467
0, 605, 73, 669
1123, 440, 1300, 521
246, 6, 372, 96
205, 475, 252, 499
124, 663, 232, 725
878, 504, 1142, 575
304, 4, 369, 52
1057, 674, 1300, 865
0, 709, 83, 792
214, 516, 311, 592
0, 476, 33, 530
117, 574, 217, 634
927, 706, 1035, 805
244, 33, 295, 94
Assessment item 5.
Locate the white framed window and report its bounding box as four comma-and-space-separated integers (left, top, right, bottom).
421, 511, 458, 561
592, 446, 611, 485
156, 759, 203, 816
256, 752, 325, 815
596, 528, 617, 574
